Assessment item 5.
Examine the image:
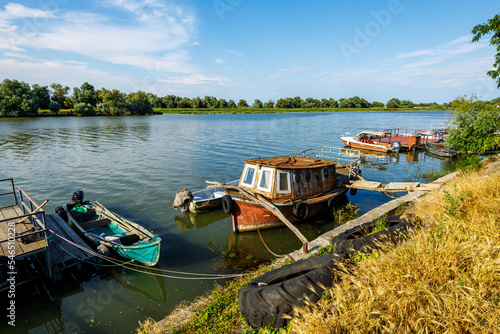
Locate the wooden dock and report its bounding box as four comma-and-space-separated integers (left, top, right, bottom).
0, 178, 96, 288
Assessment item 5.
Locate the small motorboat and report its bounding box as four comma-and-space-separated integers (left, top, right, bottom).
425, 141, 457, 158
56, 191, 161, 266
173, 180, 239, 213
220, 146, 361, 232
341, 131, 401, 153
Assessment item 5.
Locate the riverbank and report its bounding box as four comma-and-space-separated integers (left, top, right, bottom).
137, 156, 500, 333
154, 106, 448, 115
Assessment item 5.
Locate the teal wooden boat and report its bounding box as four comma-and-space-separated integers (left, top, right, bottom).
57, 191, 161, 266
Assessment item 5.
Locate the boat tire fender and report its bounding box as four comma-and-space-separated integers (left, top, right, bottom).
350, 187, 358, 196
222, 195, 233, 215
55, 206, 68, 223
293, 201, 309, 220
331, 220, 412, 255
238, 253, 341, 329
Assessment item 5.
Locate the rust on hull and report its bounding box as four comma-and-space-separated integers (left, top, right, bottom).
231, 188, 348, 232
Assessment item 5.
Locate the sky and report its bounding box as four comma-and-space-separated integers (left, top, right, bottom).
0, 0, 499, 104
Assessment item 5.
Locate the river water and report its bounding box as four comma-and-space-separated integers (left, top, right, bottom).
0, 111, 457, 333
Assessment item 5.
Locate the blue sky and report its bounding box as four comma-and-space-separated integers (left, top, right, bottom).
0, 0, 499, 103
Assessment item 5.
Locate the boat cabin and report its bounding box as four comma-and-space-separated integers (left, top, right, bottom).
357, 131, 392, 143
238, 156, 337, 200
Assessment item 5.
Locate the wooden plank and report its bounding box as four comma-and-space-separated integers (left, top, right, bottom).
47, 214, 95, 262
384, 182, 420, 191
349, 180, 382, 190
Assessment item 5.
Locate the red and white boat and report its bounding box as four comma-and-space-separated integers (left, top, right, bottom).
341, 131, 401, 153
221, 147, 361, 232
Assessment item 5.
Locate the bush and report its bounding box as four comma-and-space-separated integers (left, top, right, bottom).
48, 101, 61, 113
74, 102, 96, 116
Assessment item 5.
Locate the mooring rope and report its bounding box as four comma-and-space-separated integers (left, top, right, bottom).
48, 230, 247, 280
255, 225, 295, 263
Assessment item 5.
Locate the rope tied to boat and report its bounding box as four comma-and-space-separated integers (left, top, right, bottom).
48, 229, 247, 280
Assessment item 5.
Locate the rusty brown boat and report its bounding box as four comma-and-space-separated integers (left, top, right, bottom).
221, 147, 361, 232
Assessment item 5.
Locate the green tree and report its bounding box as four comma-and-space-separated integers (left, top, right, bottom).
328, 98, 339, 108
291, 96, 304, 108
48, 101, 61, 114
401, 100, 414, 109
372, 101, 384, 108
32, 84, 50, 109
0, 79, 39, 116
217, 98, 227, 108
227, 99, 237, 108
275, 97, 292, 108
96, 88, 126, 116
263, 99, 275, 108
386, 98, 401, 108
304, 97, 320, 108
253, 99, 263, 108
126, 91, 154, 115
73, 82, 98, 107
446, 95, 500, 153
472, 14, 500, 88
50, 83, 70, 108
162, 95, 177, 108
237, 99, 248, 108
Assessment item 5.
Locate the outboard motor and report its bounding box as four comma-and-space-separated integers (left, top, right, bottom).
391, 141, 401, 152
72, 190, 84, 204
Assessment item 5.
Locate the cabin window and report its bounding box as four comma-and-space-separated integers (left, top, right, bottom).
241, 164, 257, 188
257, 167, 274, 192
294, 172, 301, 183
277, 171, 291, 194
323, 168, 329, 179
305, 171, 311, 183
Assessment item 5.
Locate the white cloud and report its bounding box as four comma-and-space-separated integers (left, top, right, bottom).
0, 58, 135, 90
0, 1, 197, 74
160, 73, 230, 86
214, 58, 225, 64
2, 3, 53, 19
226, 49, 243, 57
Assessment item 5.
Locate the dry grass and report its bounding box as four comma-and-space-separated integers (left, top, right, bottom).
291, 170, 500, 333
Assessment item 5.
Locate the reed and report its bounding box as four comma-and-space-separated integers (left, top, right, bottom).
291, 170, 500, 333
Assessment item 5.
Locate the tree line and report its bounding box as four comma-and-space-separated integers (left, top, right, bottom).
1, 78, 499, 117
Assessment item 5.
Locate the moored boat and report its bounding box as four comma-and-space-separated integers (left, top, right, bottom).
341, 131, 401, 153
221, 147, 361, 232
56, 191, 161, 266
425, 141, 457, 157
173, 180, 239, 213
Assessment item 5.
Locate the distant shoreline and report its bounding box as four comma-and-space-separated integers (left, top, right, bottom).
0, 107, 451, 118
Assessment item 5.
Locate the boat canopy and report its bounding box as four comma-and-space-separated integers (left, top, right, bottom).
357, 130, 391, 136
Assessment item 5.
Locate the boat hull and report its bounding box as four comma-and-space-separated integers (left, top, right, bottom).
231, 189, 347, 232
64, 202, 161, 266
425, 142, 457, 157
341, 137, 392, 153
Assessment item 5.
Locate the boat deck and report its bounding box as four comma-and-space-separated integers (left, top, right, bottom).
0, 204, 95, 272
0, 204, 47, 258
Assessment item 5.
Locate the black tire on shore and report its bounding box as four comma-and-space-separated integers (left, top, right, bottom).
331, 219, 412, 255
238, 253, 342, 329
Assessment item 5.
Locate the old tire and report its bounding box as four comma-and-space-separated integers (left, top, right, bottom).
221, 195, 233, 215
238, 253, 340, 329
331, 219, 412, 255
293, 201, 309, 220
55, 206, 68, 223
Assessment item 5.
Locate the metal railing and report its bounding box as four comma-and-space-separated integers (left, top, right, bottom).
294, 146, 361, 165
0, 179, 48, 257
